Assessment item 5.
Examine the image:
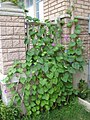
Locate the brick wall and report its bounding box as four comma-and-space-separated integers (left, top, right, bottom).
43, 0, 90, 20
78, 19, 90, 59
75, 0, 90, 17
43, 0, 90, 60
43, 0, 69, 21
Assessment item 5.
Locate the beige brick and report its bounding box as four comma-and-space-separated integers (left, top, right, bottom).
19, 48, 26, 52
19, 17, 25, 23
77, 0, 84, 4
6, 27, 13, 35
12, 16, 19, 22
1, 27, 6, 35
58, 6, 66, 12
13, 40, 20, 48
8, 48, 19, 53
3, 61, 13, 67
19, 35, 25, 39
8, 52, 19, 61
20, 40, 25, 47
51, 9, 57, 14
13, 22, 24, 27
6, 22, 13, 27
2, 53, 8, 62
55, 3, 62, 9
44, 5, 48, 10
0, 40, 2, 48
0, 16, 12, 22
19, 52, 26, 60
1, 36, 12, 40
14, 27, 25, 35
49, 0, 55, 4
0, 22, 6, 26
0, 52, 3, 61
50, 1, 57, 7
2, 49, 8, 53
2, 40, 12, 48
82, 5, 88, 9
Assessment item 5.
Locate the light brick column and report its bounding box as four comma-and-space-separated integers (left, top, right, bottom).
0, 2, 26, 105
0, 2, 25, 75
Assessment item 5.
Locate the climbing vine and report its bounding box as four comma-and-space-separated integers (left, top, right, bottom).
3, 11, 85, 117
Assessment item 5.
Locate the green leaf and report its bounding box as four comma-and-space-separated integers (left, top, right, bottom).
42, 94, 49, 100
76, 39, 83, 46
47, 83, 52, 89
72, 62, 80, 69
49, 88, 54, 94
8, 83, 15, 89
76, 24, 81, 29
68, 67, 76, 74
32, 85, 37, 90
70, 34, 77, 39
69, 41, 76, 47
26, 70, 30, 76
24, 37, 29, 45
76, 56, 83, 62
74, 19, 78, 23
25, 84, 30, 90
40, 78, 47, 86
31, 96, 36, 101
27, 16, 33, 21
61, 73, 69, 82
25, 90, 30, 96
38, 57, 43, 64
43, 86, 48, 92
67, 56, 75, 63
45, 105, 50, 110
67, 22, 72, 28
33, 18, 40, 22
46, 73, 53, 79
22, 63, 26, 68
41, 101, 46, 107
38, 88, 44, 94
75, 48, 82, 55
20, 77, 26, 84
32, 91, 36, 95
17, 68, 23, 73
75, 29, 81, 34
32, 107, 36, 112
36, 111, 40, 115
32, 39, 37, 45
27, 49, 34, 57
56, 56, 63, 61
36, 100, 40, 105
52, 78, 58, 84
42, 63, 48, 73
31, 102, 36, 107
29, 31, 36, 36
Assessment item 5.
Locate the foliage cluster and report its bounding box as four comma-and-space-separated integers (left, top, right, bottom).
1, 0, 18, 4
3, 15, 85, 117
0, 98, 90, 120
0, 100, 21, 120
78, 79, 90, 99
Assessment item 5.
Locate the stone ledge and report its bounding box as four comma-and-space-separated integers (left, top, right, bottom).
0, 11, 24, 16
0, 8, 23, 13
78, 97, 90, 112
0, 2, 24, 16
58, 14, 89, 21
